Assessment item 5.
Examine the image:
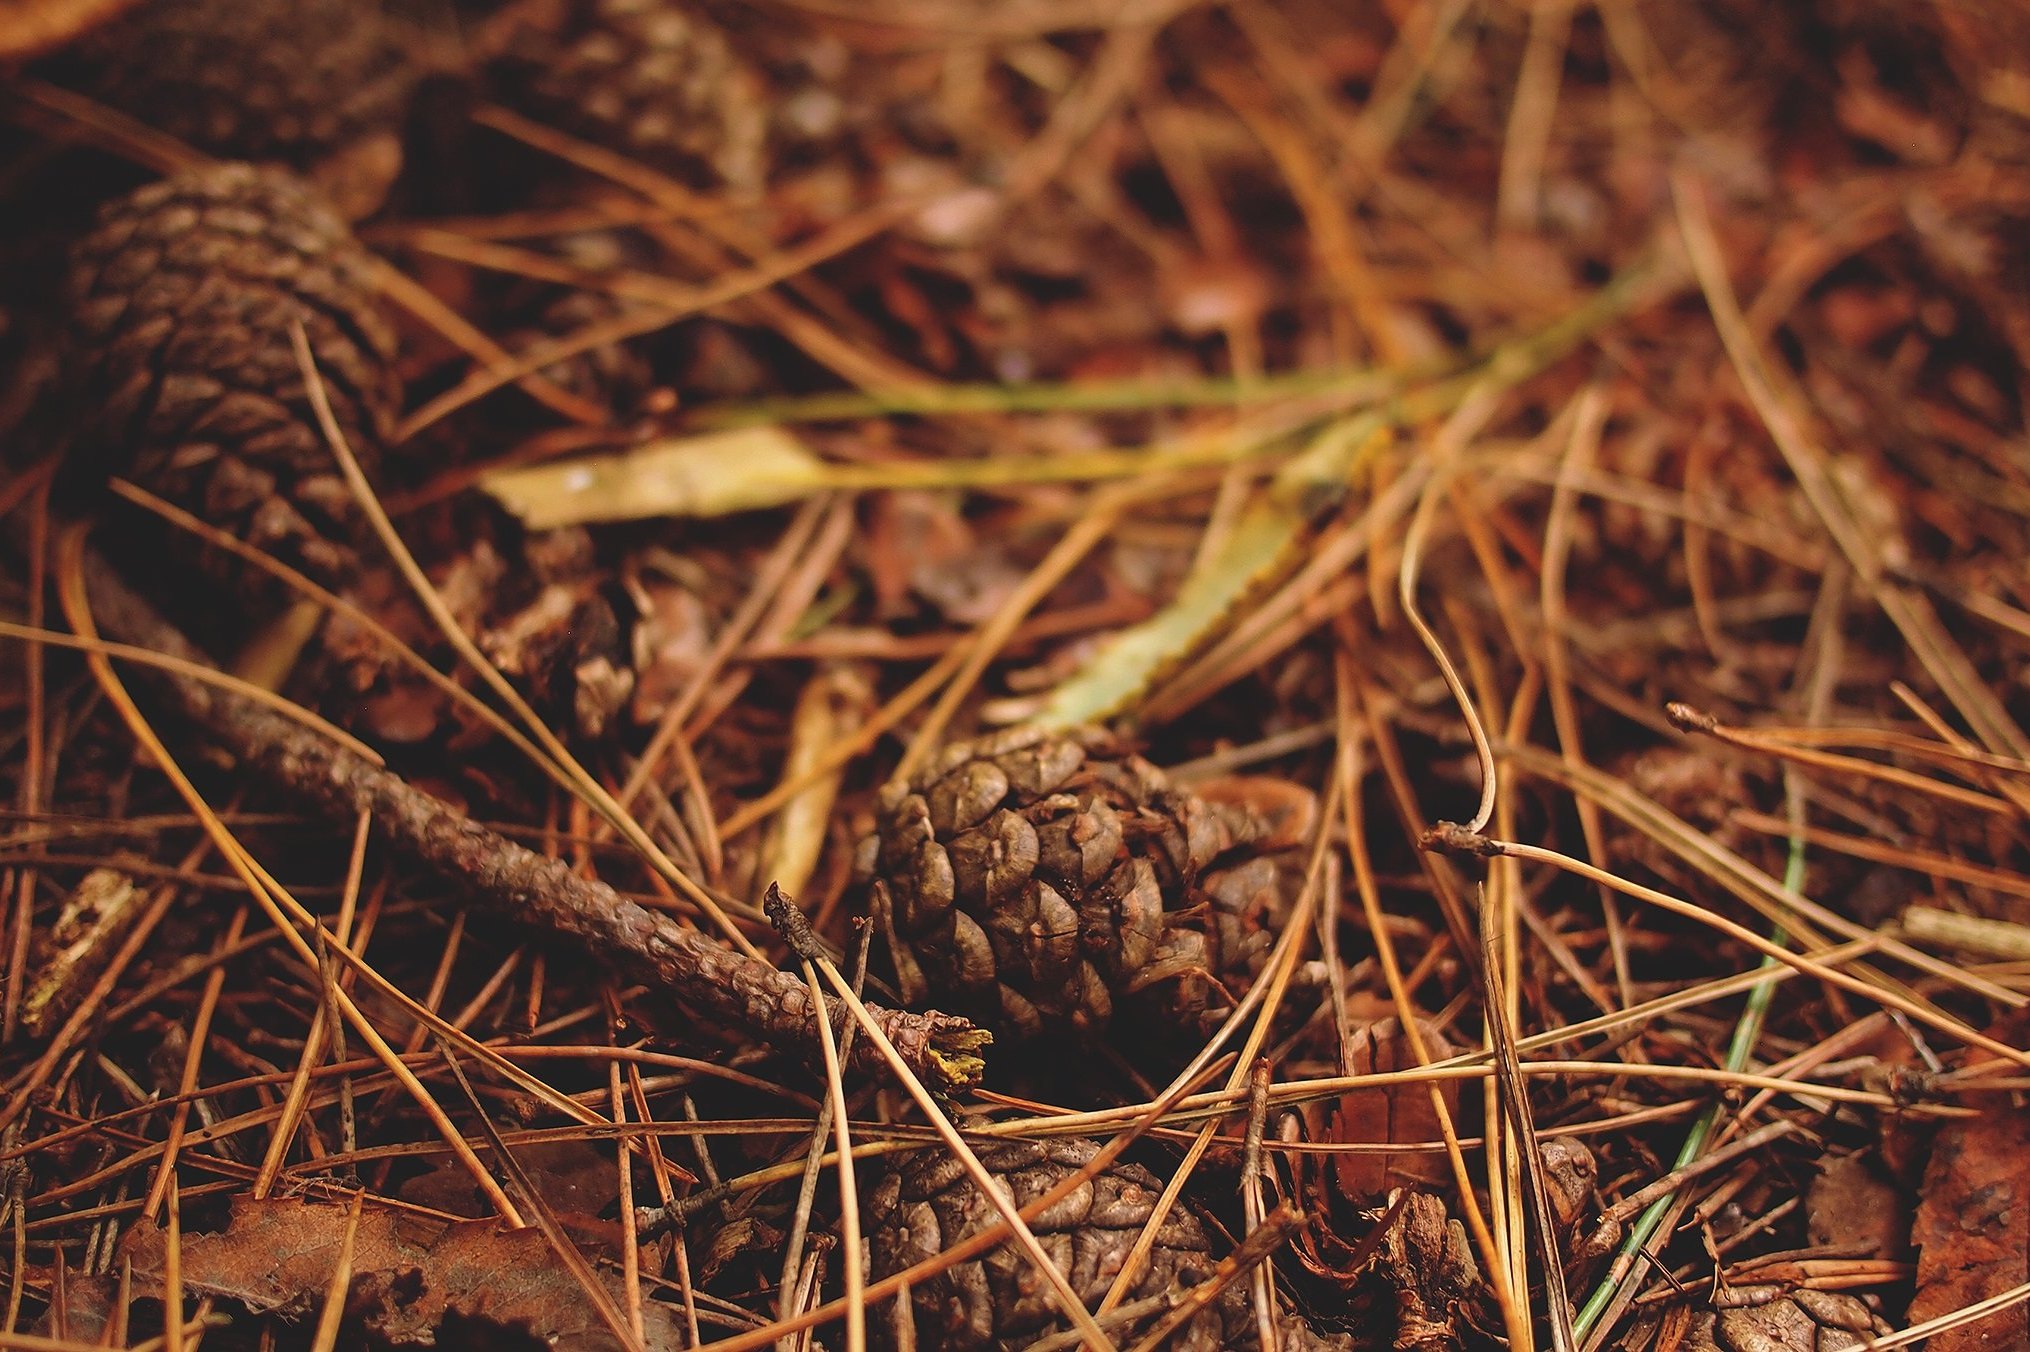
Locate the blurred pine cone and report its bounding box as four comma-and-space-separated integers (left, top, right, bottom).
491, 0, 767, 190
867, 1136, 1347, 1352
61, 163, 401, 605
856, 727, 1302, 1043
44, 0, 419, 213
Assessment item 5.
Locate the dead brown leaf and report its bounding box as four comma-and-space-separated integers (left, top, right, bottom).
1907, 1014, 2030, 1351
1329, 1017, 1462, 1200
120, 1194, 685, 1350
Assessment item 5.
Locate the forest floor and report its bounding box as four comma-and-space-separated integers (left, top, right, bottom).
3, 1, 2030, 1349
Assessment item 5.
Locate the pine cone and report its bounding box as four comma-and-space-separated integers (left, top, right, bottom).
867, 1136, 1347, 1352
45, 0, 418, 212
61, 163, 401, 605
856, 727, 1299, 1044
492, 0, 767, 190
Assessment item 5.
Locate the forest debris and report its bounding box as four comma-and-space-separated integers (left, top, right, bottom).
866, 1135, 1346, 1352
1806, 1153, 1907, 1261
481, 426, 830, 529
1327, 1018, 1463, 1200
1038, 416, 1392, 728
760, 663, 873, 903
120, 1193, 688, 1351
81, 547, 988, 1094
37, 0, 417, 214
18, 864, 137, 1037
1900, 905, 2030, 962
1370, 1191, 1487, 1352
489, 0, 768, 190
1908, 1018, 2030, 1351
1538, 1137, 1600, 1237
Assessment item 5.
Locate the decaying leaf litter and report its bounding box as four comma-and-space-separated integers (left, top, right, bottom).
1, 0, 2028, 1348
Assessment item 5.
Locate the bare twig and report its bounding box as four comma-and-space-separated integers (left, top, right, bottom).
76, 548, 989, 1095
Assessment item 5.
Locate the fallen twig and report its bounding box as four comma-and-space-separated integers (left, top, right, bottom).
77, 546, 989, 1095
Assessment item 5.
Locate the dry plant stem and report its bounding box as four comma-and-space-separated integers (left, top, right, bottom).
1666, 702, 2018, 818
0, 619, 384, 767
255, 815, 371, 1197
1505, 744, 2024, 1009
797, 960, 863, 1352
1336, 670, 1520, 1338
1423, 826, 2030, 1069
898, 488, 1130, 778
1674, 172, 2030, 775
9, 77, 201, 175
76, 549, 987, 1095
1121, 1205, 1305, 1352
618, 496, 828, 821
1869, 1280, 2030, 1350
49, 530, 526, 1224
369, 260, 605, 428
440, 1051, 643, 1351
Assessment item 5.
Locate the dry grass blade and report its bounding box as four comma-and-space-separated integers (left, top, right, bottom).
1428, 829, 2030, 1071
1674, 170, 2030, 771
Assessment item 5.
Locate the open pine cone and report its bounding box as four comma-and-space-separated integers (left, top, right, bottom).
42, 0, 418, 214
856, 727, 1306, 1044
60, 163, 401, 606
867, 1136, 1348, 1352
491, 0, 767, 190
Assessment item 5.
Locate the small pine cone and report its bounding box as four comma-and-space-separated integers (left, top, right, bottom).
46, 0, 417, 211
867, 1136, 1347, 1352
492, 0, 767, 189
856, 727, 1296, 1043
61, 164, 400, 604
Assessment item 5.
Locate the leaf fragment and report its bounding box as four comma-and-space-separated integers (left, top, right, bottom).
482, 426, 832, 529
